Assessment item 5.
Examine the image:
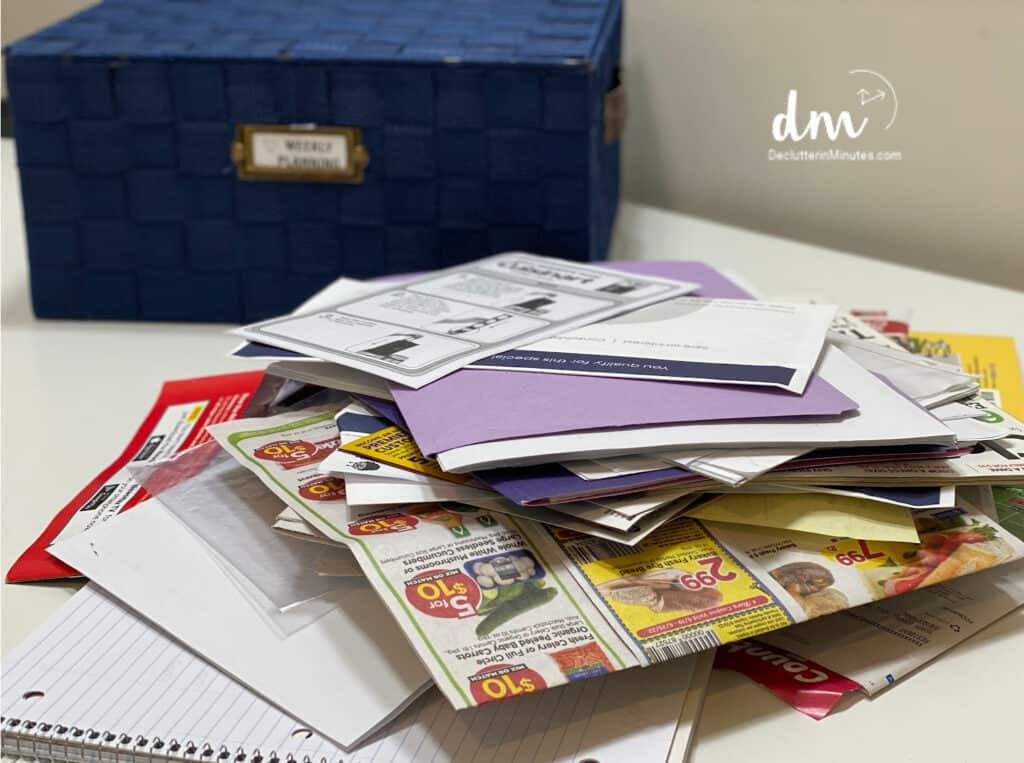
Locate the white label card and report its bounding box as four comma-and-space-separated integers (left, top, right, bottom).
250, 131, 350, 172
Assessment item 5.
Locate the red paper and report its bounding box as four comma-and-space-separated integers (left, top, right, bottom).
6, 371, 265, 583
714, 639, 862, 720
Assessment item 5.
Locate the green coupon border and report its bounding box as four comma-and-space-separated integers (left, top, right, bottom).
225, 411, 631, 705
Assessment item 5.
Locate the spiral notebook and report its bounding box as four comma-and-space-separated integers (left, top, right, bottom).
1, 585, 708, 763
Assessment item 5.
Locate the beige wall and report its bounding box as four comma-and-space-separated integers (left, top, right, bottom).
4, 1, 1022, 288
622, 0, 1024, 289
1, 0, 94, 42
1, 0, 96, 95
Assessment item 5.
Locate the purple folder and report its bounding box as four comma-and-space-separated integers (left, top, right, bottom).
390, 261, 857, 456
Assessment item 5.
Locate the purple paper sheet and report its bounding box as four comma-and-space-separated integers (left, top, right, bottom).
594, 260, 753, 299
397, 371, 854, 457
391, 261, 855, 456
477, 463, 701, 506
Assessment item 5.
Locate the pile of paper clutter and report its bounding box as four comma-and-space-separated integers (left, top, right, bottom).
9, 253, 1024, 760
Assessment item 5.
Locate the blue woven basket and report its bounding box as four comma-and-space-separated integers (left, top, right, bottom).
5, 0, 623, 322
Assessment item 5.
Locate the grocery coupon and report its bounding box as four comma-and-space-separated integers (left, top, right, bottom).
531, 521, 794, 664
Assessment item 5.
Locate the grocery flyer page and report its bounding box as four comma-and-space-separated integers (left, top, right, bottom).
205, 406, 1024, 710
531, 491, 1024, 667
207, 409, 637, 709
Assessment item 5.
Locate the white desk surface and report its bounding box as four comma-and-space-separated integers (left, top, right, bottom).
3, 137, 1023, 760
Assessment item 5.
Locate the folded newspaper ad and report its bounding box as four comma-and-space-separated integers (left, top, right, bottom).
207, 408, 1024, 710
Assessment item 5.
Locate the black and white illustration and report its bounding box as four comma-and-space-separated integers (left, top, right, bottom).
597, 279, 644, 295
424, 307, 540, 343
506, 291, 559, 315
413, 272, 613, 323
349, 333, 424, 364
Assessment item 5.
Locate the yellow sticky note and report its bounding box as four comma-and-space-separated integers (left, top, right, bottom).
687, 493, 920, 543
909, 332, 1024, 419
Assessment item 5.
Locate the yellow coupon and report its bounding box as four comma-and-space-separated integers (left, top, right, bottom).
909, 332, 1024, 419
554, 519, 792, 661
340, 425, 469, 484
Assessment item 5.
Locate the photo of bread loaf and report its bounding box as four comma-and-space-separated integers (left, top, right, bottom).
597, 568, 724, 614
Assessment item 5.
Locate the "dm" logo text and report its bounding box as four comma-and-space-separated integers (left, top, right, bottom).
772, 90, 868, 142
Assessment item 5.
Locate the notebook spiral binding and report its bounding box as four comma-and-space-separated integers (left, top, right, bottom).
1, 717, 335, 763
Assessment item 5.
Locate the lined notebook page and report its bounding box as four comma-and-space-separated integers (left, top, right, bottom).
2, 585, 335, 760
2, 586, 696, 763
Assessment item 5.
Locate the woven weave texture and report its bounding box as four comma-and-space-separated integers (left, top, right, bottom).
7, 0, 621, 321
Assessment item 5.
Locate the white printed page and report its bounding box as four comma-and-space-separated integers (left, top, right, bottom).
233, 253, 693, 388
471, 298, 836, 394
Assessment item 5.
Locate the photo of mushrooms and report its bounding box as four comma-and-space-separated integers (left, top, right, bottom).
769, 562, 849, 618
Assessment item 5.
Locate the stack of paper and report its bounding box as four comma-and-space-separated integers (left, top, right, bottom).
6, 252, 1023, 759
195, 252, 1022, 697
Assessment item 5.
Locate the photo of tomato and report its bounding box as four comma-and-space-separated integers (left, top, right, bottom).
861, 522, 1013, 599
